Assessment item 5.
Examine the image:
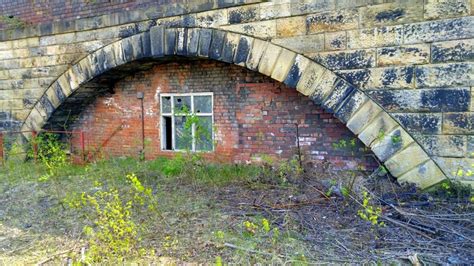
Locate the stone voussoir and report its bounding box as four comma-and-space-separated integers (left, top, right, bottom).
246, 38, 268, 71
164, 28, 177, 56
150, 26, 165, 57
258, 43, 282, 77
371, 126, 415, 162
222, 32, 241, 63
384, 142, 431, 178
295, 62, 326, 97
335, 89, 369, 124
346, 100, 384, 135
234, 35, 253, 67
358, 111, 399, 147
283, 54, 312, 89
321, 79, 355, 113
271, 48, 296, 82
398, 160, 447, 189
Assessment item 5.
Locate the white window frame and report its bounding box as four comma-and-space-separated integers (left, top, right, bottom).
160, 92, 214, 152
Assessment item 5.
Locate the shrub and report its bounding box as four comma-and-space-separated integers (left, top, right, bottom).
68, 173, 157, 262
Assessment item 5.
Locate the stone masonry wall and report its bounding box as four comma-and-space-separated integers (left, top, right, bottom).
69, 60, 376, 169
0, 0, 473, 185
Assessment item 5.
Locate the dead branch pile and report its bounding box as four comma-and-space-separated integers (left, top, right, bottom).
222, 168, 474, 264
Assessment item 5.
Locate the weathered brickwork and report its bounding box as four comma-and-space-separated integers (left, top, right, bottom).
0, 0, 473, 188
69, 60, 375, 169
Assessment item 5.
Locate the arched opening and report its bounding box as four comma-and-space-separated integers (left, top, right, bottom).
47, 59, 376, 170
21, 27, 447, 188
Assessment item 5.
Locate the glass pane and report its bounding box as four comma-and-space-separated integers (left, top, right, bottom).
162, 96, 171, 113
174, 96, 191, 114
174, 116, 192, 150
195, 116, 213, 151
194, 96, 212, 113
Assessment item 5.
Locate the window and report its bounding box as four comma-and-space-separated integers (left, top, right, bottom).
160, 93, 214, 152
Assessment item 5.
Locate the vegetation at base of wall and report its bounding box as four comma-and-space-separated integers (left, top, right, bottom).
0, 134, 472, 264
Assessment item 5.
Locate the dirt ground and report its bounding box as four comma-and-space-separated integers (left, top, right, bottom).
0, 159, 473, 264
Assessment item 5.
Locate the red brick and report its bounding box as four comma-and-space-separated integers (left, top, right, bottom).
70, 60, 376, 170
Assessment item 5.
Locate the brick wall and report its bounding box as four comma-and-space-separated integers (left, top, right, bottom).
69, 60, 375, 169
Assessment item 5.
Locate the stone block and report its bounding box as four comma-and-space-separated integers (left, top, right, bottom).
22, 107, 44, 132
101, 45, 119, 70
67, 64, 86, 92
156, 14, 196, 28
392, 113, 442, 134
337, 66, 415, 90
283, 54, 312, 88
424, 0, 470, 20
246, 38, 268, 71
228, 4, 259, 24
56, 75, 73, 96
234, 36, 253, 66
271, 49, 296, 82
366, 88, 471, 112
325, 31, 347, 51
140, 31, 151, 58
347, 25, 403, 49
198, 29, 213, 58
321, 79, 355, 113
334, 89, 369, 123
259, 2, 291, 20
346, 99, 383, 135
471, 87, 474, 112
290, 0, 335, 16
209, 30, 225, 60
271, 34, 324, 54
295, 63, 326, 96
45, 85, 61, 108
186, 28, 200, 57
404, 17, 474, 44
377, 44, 430, 67
120, 37, 134, 63
371, 126, 415, 162
397, 160, 446, 189
468, 136, 474, 157
36, 95, 55, 119
150, 26, 165, 57
221, 32, 240, 63
312, 70, 342, 104
195, 9, 228, 28
415, 63, 474, 88
384, 143, 430, 178
276, 16, 306, 37
51, 81, 66, 104
358, 112, 399, 147
176, 28, 187, 56
164, 28, 177, 56
306, 9, 359, 34
418, 135, 466, 157
92, 49, 109, 76
431, 39, 474, 63
359, 1, 424, 28
433, 157, 474, 180
258, 44, 282, 76
336, 0, 378, 8
442, 112, 474, 134
310, 49, 376, 70
220, 20, 276, 39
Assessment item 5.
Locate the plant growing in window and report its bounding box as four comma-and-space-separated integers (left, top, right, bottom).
160, 93, 214, 152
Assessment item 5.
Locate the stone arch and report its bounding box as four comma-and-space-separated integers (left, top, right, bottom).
21, 26, 447, 189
